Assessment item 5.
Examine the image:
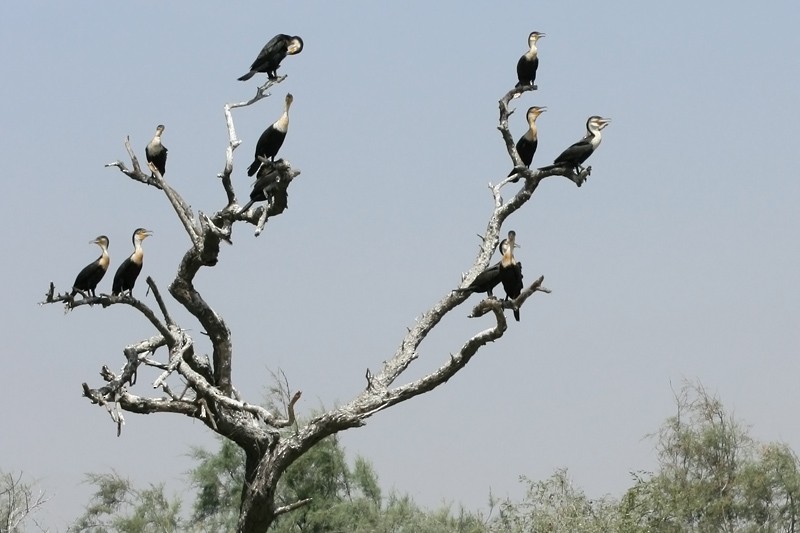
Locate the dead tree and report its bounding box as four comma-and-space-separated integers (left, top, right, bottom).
41, 76, 597, 531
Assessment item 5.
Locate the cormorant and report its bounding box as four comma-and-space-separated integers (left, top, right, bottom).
247, 93, 293, 177
516, 32, 545, 88
71, 235, 110, 298
509, 106, 546, 182
112, 228, 152, 296
238, 34, 304, 82
539, 115, 611, 173
145, 124, 168, 177
499, 231, 524, 322
238, 161, 289, 215
457, 232, 517, 298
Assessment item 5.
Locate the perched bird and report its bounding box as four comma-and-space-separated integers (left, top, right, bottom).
516, 32, 545, 88
247, 93, 294, 177
539, 116, 611, 173
499, 231, 524, 322
112, 228, 153, 296
238, 34, 304, 82
509, 106, 546, 182
238, 161, 290, 215
145, 124, 168, 177
71, 236, 110, 298
457, 232, 517, 298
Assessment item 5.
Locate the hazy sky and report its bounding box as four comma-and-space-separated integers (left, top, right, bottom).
2, 1, 799, 528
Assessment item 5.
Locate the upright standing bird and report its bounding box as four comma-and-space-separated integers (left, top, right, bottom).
112, 228, 153, 296
71, 235, 110, 298
516, 32, 545, 88
509, 106, 546, 181
238, 34, 304, 82
247, 93, 294, 177
539, 116, 611, 173
145, 124, 168, 178
499, 231, 524, 321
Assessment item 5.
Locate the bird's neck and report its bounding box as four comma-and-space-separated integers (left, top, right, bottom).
99, 247, 110, 269
131, 240, 144, 264
526, 44, 538, 59
588, 128, 603, 149
526, 122, 538, 140
501, 247, 516, 267
274, 110, 289, 133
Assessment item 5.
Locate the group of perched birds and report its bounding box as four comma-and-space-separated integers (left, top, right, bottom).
508, 31, 611, 182
460, 31, 612, 321
70, 228, 153, 299
68, 35, 305, 302
68, 32, 609, 325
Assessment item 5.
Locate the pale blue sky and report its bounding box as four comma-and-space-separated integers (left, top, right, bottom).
2, 1, 799, 527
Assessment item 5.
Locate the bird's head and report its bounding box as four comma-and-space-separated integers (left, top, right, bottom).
288, 36, 304, 55
500, 231, 520, 255
132, 228, 153, 244
587, 116, 611, 134
529, 32, 545, 46
155, 124, 165, 136
91, 235, 110, 249
527, 106, 547, 122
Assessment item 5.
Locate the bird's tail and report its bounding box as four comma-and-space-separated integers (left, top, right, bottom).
247, 160, 260, 177
513, 309, 520, 322
237, 199, 256, 216
238, 71, 255, 81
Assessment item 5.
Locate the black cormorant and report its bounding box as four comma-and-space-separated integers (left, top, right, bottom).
539, 115, 611, 173
516, 32, 545, 88
238, 161, 290, 215
247, 93, 293, 177
499, 231, 524, 321
112, 228, 152, 296
238, 34, 304, 82
71, 235, 110, 298
145, 124, 168, 177
509, 106, 546, 182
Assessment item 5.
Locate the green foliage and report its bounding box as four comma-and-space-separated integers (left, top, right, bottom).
619, 381, 800, 533
71, 472, 182, 533
487, 468, 621, 533
187, 439, 244, 532
73, 382, 800, 533
0, 470, 49, 533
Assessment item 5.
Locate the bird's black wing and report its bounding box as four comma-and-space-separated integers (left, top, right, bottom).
553, 137, 593, 166
73, 260, 105, 292
249, 34, 290, 71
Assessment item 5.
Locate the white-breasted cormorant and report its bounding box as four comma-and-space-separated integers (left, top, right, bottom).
539, 116, 611, 173
71, 235, 110, 298
509, 106, 546, 182
458, 233, 516, 298
516, 32, 545, 88
499, 231, 523, 321
247, 93, 293, 177
112, 228, 152, 296
145, 125, 168, 177
238, 34, 304, 82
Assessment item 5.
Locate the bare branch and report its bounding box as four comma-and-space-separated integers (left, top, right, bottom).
274, 497, 313, 517
146, 277, 174, 327
105, 136, 162, 188
219, 76, 287, 205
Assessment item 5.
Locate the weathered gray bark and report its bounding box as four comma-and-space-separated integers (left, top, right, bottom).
41, 79, 593, 532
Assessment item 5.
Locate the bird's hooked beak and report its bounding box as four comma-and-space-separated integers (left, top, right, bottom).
598, 117, 612, 129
